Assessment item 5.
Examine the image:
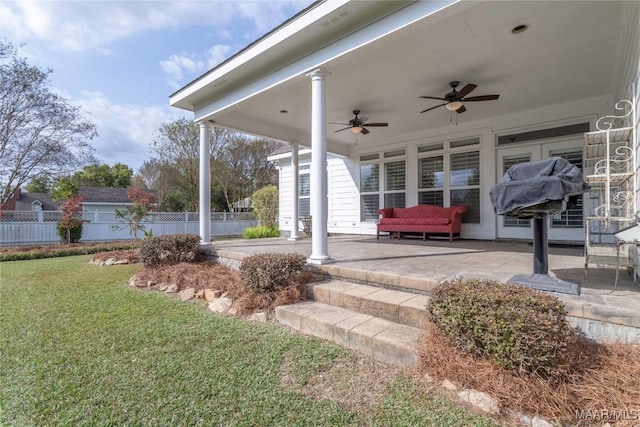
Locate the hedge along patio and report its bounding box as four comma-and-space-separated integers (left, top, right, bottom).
202, 235, 640, 344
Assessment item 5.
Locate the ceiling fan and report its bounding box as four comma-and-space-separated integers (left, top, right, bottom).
331, 110, 388, 135
420, 81, 499, 114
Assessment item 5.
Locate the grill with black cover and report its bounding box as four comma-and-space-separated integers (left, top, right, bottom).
490, 157, 590, 295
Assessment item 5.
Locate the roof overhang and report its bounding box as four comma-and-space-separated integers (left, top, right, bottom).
170, 1, 634, 156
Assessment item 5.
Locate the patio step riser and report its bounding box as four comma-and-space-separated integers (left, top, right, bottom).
308, 280, 431, 329
275, 301, 421, 367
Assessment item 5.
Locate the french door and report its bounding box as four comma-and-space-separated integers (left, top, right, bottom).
496, 139, 585, 242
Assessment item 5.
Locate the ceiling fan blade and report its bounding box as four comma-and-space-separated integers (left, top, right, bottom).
456, 83, 477, 99
358, 116, 368, 124
360, 127, 370, 135
333, 127, 352, 133
420, 103, 447, 113
455, 105, 467, 114
329, 122, 350, 125
419, 96, 446, 101
363, 123, 388, 127
463, 94, 499, 102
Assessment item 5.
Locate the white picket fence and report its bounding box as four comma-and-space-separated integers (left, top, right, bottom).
0, 211, 258, 246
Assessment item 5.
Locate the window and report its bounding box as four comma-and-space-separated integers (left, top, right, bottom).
360, 163, 379, 221
417, 138, 481, 224
359, 151, 406, 221
298, 164, 310, 216
450, 151, 480, 223
418, 156, 444, 207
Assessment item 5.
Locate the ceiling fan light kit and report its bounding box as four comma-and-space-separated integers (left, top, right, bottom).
445, 101, 463, 111
420, 81, 499, 115
331, 109, 388, 136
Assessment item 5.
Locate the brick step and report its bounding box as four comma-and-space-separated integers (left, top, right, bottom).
275, 301, 422, 367
309, 279, 430, 329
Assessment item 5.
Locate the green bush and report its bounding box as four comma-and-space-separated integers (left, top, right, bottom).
239, 252, 307, 293
251, 185, 278, 228
56, 218, 83, 243
243, 225, 280, 239
139, 233, 201, 268
426, 278, 576, 376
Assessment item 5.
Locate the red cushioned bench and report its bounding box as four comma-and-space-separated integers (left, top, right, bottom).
377, 204, 467, 242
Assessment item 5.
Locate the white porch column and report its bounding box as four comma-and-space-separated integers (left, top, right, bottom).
199, 121, 211, 244
288, 143, 301, 240
307, 69, 331, 264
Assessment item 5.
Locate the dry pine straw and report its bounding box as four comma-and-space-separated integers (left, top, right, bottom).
417, 324, 640, 426
133, 261, 318, 314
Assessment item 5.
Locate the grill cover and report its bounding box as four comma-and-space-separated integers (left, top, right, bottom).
490, 157, 590, 218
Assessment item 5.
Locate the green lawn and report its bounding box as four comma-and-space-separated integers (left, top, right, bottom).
0, 256, 497, 426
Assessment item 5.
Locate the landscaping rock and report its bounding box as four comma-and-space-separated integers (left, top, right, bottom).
457, 389, 499, 415
128, 277, 138, 287
442, 380, 458, 391
180, 288, 195, 301
195, 290, 205, 299
520, 414, 554, 427
208, 296, 233, 314
104, 258, 115, 266
114, 259, 130, 265
166, 284, 178, 293
250, 311, 268, 322
205, 289, 222, 301
157, 283, 169, 292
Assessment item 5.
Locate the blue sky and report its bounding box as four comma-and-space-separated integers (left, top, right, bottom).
1, 0, 313, 172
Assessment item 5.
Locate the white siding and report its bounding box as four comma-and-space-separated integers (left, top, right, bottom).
327, 156, 359, 233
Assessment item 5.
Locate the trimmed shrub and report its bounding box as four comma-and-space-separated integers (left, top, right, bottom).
243, 225, 280, 239
56, 218, 83, 243
239, 252, 307, 293
426, 278, 576, 377
139, 233, 201, 268
0, 243, 137, 262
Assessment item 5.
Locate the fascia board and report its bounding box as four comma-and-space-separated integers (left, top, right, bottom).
170, 0, 349, 107
191, 0, 461, 121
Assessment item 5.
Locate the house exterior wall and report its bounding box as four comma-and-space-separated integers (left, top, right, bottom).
275, 94, 626, 242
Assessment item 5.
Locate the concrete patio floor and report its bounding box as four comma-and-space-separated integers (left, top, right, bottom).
204, 235, 640, 342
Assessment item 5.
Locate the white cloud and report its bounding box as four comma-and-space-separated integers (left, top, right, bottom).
1, 1, 309, 53
70, 91, 188, 171
160, 44, 232, 89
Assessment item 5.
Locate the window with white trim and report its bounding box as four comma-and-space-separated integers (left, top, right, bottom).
417, 138, 481, 224
298, 164, 310, 216
359, 150, 406, 221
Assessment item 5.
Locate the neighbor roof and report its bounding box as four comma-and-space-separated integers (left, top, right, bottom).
15, 192, 57, 211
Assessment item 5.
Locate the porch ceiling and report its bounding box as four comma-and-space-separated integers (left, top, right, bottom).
174, 1, 626, 153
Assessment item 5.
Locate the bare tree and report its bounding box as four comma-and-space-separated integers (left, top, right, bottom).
151, 118, 234, 210
0, 40, 97, 204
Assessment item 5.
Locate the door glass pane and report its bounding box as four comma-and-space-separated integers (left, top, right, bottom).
385, 161, 406, 191
360, 164, 379, 192
502, 155, 531, 228
418, 156, 444, 188
384, 193, 406, 209
360, 194, 379, 221
450, 152, 479, 186
451, 189, 480, 223
550, 150, 583, 228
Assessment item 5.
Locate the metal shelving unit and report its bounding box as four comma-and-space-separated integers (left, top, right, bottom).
584, 99, 637, 285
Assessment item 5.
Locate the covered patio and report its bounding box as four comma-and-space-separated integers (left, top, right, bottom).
203, 235, 640, 342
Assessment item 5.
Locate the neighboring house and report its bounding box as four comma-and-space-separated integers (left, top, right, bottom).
0, 187, 57, 211
170, 1, 639, 264
77, 187, 158, 213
